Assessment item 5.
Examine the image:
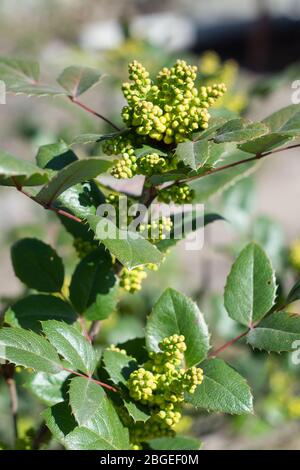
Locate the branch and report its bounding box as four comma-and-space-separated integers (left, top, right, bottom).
163, 143, 300, 190
69, 97, 120, 131
61, 366, 117, 393
209, 329, 250, 357
1, 364, 18, 443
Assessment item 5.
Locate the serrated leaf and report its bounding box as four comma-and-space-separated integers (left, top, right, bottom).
186, 358, 253, 414
87, 215, 163, 269
134, 145, 168, 158
263, 104, 300, 134
286, 279, 300, 305
57, 66, 102, 98
65, 427, 123, 450
146, 288, 210, 367
175, 139, 227, 170
69, 247, 116, 316
35, 158, 112, 205
67, 377, 129, 450
72, 130, 125, 146
123, 399, 150, 423
224, 243, 276, 327
43, 402, 77, 444
239, 104, 300, 153
56, 181, 106, 221
42, 320, 97, 375
0, 149, 49, 187
11, 238, 65, 293
239, 133, 294, 154
27, 370, 70, 406
69, 377, 107, 426
102, 350, 138, 387
213, 118, 268, 144
190, 147, 259, 203
148, 436, 202, 450
36, 142, 77, 170
246, 312, 300, 352
0, 327, 61, 373
5, 294, 77, 332
0, 57, 65, 96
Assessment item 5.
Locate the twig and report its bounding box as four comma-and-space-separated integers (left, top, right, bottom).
61, 366, 117, 393
69, 97, 120, 131
209, 329, 250, 357
1, 364, 18, 443
163, 143, 300, 190
32, 422, 50, 450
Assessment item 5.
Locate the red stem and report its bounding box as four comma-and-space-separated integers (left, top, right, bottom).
62, 366, 117, 393
69, 97, 120, 131
209, 329, 250, 357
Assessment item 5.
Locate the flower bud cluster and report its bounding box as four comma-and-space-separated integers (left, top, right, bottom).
127, 334, 203, 445
119, 266, 148, 293
121, 60, 226, 144
139, 216, 173, 242
157, 183, 194, 204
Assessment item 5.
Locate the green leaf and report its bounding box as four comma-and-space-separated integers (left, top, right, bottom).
0, 57, 64, 96
263, 104, 300, 134
186, 358, 253, 414
190, 147, 259, 203
0, 149, 49, 187
57, 66, 102, 98
11, 238, 65, 293
0, 327, 61, 373
123, 399, 150, 423
213, 119, 268, 144
56, 181, 106, 221
84, 285, 118, 321
148, 436, 202, 450
36, 142, 77, 170
66, 377, 129, 450
27, 370, 70, 406
35, 158, 112, 205
239, 133, 293, 154
69, 377, 107, 426
42, 320, 97, 375
64, 427, 122, 451
5, 294, 77, 332
69, 248, 116, 316
287, 280, 300, 305
87, 215, 163, 269
43, 402, 77, 444
102, 350, 138, 387
239, 104, 300, 153
72, 130, 125, 146
175, 139, 227, 170
246, 312, 300, 352
224, 243, 277, 327
145, 288, 210, 367
134, 145, 168, 158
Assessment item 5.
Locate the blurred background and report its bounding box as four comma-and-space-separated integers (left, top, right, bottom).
0, 0, 300, 450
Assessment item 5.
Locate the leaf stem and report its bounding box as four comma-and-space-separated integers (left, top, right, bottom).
209, 329, 250, 357
1, 364, 18, 443
69, 96, 120, 131
61, 366, 117, 393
